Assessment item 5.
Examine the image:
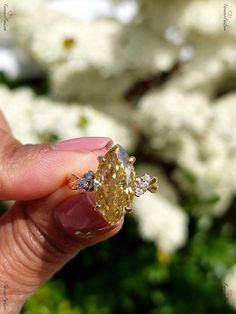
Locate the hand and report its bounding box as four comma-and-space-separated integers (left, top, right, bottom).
0, 110, 123, 313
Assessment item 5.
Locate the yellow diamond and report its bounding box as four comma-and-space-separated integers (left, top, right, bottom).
95, 144, 136, 224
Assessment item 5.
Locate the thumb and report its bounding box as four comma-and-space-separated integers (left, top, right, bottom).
0, 129, 112, 200
0, 183, 123, 313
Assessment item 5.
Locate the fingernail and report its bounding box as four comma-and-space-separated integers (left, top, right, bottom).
54, 193, 115, 237
52, 137, 113, 152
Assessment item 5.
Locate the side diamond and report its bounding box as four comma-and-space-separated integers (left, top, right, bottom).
135, 174, 158, 197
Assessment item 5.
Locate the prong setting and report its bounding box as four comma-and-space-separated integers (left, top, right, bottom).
129, 156, 136, 164
95, 204, 101, 211
125, 207, 133, 213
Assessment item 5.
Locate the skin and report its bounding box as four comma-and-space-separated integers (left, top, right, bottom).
0, 111, 123, 313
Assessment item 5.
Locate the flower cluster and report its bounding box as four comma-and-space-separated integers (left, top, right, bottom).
0, 86, 135, 150
138, 88, 236, 216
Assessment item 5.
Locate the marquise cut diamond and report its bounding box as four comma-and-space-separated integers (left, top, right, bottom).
95, 144, 136, 224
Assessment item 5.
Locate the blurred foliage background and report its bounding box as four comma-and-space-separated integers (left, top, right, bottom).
1, 0, 236, 313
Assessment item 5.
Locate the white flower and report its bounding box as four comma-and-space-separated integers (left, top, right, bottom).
139, 0, 236, 37
138, 88, 236, 216
49, 61, 135, 103
0, 86, 38, 143
211, 94, 236, 193
31, 22, 80, 66
0, 86, 136, 151
175, 132, 233, 216
6, 0, 179, 103
6, 0, 46, 44
168, 37, 236, 97
45, 19, 177, 101
212, 94, 236, 155
138, 0, 189, 36
180, 0, 223, 36
134, 193, 188, 254
138, 88, 210, 160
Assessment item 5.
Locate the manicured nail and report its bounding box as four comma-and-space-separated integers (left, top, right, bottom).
52, 137, 113, 152
54, 193, 115, 236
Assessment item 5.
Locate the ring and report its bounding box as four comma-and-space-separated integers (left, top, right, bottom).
68, 144, 158, 225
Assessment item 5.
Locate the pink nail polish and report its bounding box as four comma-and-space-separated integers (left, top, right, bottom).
52, 137, 113, 152
54, 193, 114, 236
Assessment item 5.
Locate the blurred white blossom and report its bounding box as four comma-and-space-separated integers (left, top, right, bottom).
138, 88, 210, 160
0, 86, 136, 150
139, 0, 236, 37
138, 87, 236, 216
133, 164, 187, 255
6, 0, 179, 103
134, 193, 188, 254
